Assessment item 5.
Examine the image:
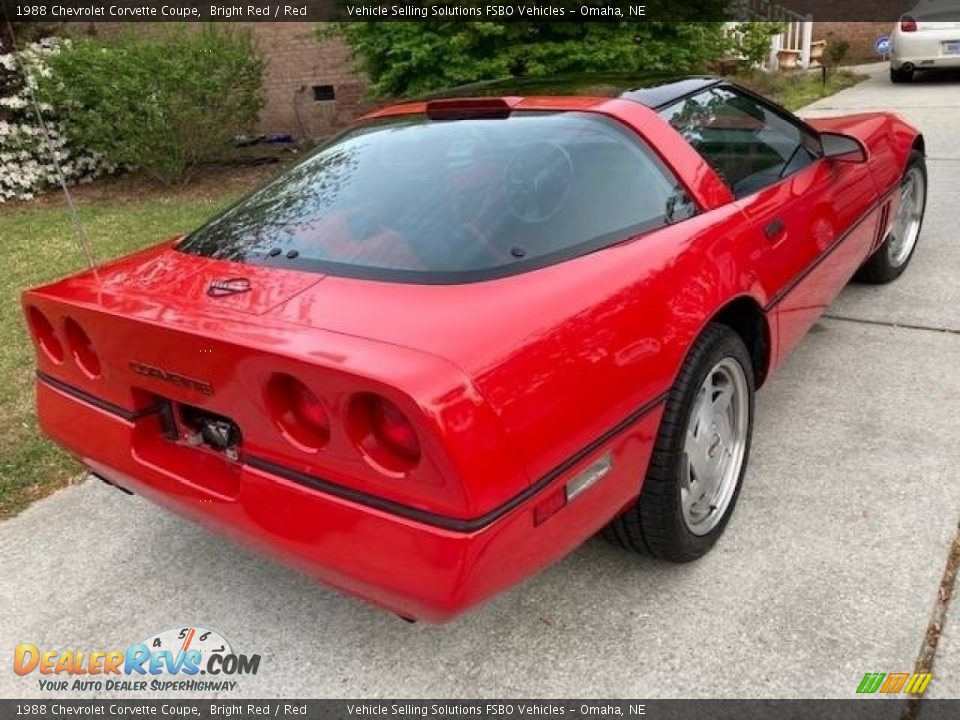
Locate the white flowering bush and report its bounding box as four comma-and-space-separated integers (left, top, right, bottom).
0, 37, 115, 202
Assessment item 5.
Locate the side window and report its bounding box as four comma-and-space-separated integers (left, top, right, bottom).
659, 87, 821, 199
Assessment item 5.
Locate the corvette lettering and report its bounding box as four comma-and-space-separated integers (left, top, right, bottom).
128, 361, 214, 396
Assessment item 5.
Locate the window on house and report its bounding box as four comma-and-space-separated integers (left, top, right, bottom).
313, 85, 336, 102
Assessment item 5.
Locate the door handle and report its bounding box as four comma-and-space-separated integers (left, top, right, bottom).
765, 218, 785, 240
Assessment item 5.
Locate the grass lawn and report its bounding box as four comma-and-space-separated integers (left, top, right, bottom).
733, 68, 867, 111
0, 167, 277, 518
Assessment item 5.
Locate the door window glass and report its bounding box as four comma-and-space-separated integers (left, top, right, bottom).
660, 87, 821, 198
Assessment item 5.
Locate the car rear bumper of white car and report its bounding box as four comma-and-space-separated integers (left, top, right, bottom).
892, 29, 960, 70
892, 53, 960, 70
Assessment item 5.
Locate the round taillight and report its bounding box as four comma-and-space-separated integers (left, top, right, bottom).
348, 393, 421, 474
63, 318, 101, 378
27, 307, 64, 363
265, 374, 330, 452
371, 398, 421, 462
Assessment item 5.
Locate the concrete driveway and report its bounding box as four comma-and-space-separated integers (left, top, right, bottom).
2, 63, 958, 700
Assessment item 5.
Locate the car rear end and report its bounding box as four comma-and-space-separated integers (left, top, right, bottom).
22, 246, 651, 621
891, 13, 960, 77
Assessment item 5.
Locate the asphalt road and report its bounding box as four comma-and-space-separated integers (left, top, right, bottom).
2, 63, 959, 700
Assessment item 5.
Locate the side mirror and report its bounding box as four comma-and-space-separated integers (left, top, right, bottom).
821, 132, 867, 163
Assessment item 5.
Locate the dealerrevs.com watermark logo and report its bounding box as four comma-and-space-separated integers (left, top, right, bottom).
13, 626, 261, 693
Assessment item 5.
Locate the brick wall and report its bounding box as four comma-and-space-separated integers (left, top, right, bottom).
813, 22, 893, 63
88, 22, 368, 140
247, 23, 368, 140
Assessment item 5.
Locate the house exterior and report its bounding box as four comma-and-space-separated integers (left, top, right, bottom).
814, 22, 893, 62
243, 23, 368, 139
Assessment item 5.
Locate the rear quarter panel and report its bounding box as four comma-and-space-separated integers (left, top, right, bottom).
468, 207, 771, 483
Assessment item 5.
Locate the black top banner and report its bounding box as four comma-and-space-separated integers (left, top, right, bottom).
1, 0, 958, 22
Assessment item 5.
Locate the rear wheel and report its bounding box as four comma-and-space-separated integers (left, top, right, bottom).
604, 324, 754, 562
890, 67, 914, 83
856, 150, 926, 284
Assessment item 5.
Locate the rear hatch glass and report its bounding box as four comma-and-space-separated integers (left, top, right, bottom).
177, 111, 687, 284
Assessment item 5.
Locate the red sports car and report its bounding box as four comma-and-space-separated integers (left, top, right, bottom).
23, 75, 926, 622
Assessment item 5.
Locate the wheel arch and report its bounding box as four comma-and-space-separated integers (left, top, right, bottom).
707, 296, 772, 389
912, 133, 926, 158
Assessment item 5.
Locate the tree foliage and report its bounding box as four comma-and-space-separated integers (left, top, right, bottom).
731, 22, 783, 68
326, 21, 732, 98
37, 26, 264, 184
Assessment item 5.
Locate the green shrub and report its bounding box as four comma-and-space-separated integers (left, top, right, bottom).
326, 21, 731, 99
39, 26, 264, 184
730, 22, 784, 68
825, 38, 851, 67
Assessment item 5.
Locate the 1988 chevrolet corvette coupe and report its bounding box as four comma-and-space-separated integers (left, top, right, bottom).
24, 76, 926, 621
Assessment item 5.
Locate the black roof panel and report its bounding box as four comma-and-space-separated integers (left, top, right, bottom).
619, 76, 722, 109
419, 73, 722, 109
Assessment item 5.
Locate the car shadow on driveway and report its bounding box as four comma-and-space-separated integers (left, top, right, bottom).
906, 69, 960, 84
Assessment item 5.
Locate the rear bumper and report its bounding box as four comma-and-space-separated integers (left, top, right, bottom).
892, 34, 960, 69
892, 54, 960, 69
37, 375, 662, 622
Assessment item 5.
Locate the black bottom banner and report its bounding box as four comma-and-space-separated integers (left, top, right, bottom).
3, 700, 960, 720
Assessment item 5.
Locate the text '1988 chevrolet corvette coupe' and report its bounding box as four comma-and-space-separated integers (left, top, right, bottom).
23, 75, 926, 622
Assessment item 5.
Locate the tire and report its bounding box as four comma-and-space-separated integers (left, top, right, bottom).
603, 323, 755, 562
855, 150, 927, 284
890, 67, 914, 83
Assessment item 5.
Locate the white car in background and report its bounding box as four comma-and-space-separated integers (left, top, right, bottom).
890, 2, 960, 82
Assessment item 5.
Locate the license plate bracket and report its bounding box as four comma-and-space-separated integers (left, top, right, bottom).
158, 399, 243, 462
180, 405, 242, 461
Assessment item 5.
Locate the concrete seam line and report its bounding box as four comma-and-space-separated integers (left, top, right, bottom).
900, 519, 960, 720
822, 314, 960, 336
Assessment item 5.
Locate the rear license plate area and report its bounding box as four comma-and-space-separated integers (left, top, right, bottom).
943, 40, 960, 55
132, 396, 244, 499
168, 403, 243, 462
